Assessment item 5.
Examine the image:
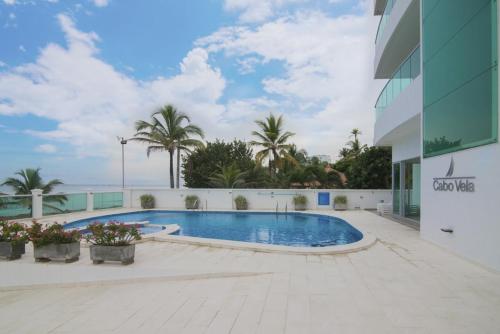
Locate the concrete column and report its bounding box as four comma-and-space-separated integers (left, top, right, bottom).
86, 192, 94, 212
31, 189, 43, 219
122, 189, 132, 208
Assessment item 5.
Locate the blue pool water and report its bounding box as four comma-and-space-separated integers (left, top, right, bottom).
65, 211, 363, 247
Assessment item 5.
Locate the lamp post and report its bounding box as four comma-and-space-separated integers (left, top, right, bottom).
119, 137, 128, 189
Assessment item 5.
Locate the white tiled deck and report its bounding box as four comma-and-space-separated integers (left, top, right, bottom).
1, 210, 500, 333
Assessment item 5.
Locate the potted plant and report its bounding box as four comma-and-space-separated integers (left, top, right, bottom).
234, 195, 248, 210
0, 220, 28, 260
334, 195, 348, 210
185, 195, 199, 209
85, 222, 141, 265
27, 222, 81, 263
140, 194, 155, 209
293, 195, 308, 211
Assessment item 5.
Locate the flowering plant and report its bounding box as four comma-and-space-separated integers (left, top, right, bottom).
27, 221, 81, 247
0, 220, 29, 245
84, 221, 141, 246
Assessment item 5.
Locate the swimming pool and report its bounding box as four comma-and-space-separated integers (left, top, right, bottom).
66, 211, 363, 247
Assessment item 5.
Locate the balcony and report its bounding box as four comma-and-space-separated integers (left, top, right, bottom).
375, 46, 420, 120
375, 0, 396, 45
374, 0, 420, 79
374, 47, 422, 146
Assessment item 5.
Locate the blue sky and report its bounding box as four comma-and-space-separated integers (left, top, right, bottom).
0, 0, 381, 186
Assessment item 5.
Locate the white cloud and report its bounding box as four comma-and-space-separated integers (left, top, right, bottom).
93, 0, 109, 7
236, 57, 260, 74
3, 0, 16, 5
198, 7, 383, 157
35, 144, 58, 153
0, 14, 226, 184
18, 45, 26, 52
224, 0, 308, 23
0, 60, 6, 67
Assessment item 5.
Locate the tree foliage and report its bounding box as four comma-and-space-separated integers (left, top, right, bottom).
182, 140, 255, 188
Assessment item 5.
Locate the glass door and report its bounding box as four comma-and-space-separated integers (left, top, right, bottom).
404, 160, 420, 220
393, 163, 401, 215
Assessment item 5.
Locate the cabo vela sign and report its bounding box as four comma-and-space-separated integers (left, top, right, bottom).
433, 158, 475, 192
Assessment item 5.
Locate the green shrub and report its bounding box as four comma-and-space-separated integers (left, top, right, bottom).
0, 220, 28, 245
27, 222, 81, 247
185, 195, 200, 209
334, 195, 347, 205
293, 195, 308, 206
84, 221, 141, 246
234, 195, 248, 210
140, 194, 155, 209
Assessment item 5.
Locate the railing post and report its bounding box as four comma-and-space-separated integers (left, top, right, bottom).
122, 189, 132, 208
31, 189, 43, 219
86, 192, 94, 212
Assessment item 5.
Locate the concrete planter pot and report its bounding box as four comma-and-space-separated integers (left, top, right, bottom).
294, 204, 307, 211
34, 242, 80, 263
0, 242, 26, 260
90, 244, 135, 265
185, 201, 199, 210
334, 203, 347, 211
235, 202, 248, 210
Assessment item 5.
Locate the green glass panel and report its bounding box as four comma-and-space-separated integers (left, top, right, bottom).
424, 2, 496, 107
422, 0, 440, 19
404, 161, 420, 220
393, 163, 400, 215
423, 0, 498, 157
42, 193, 87, 216
411, 46, 420, 79
0, 196, 32, 219
393, 69, 401, 98
423, 0, 490, 61
400, 56, 412, 91
94, 192, 123, 210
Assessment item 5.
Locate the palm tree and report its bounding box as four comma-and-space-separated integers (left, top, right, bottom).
250, 114, 295, 177
132, 105, 204, 188
209, 164, 247, 188
347, 128, 366, 156
350, 128, 362, 141
1, 168, 66, 213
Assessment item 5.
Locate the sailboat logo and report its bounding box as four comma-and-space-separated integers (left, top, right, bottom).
445, 157, 454, 177
433, 156, 475, 192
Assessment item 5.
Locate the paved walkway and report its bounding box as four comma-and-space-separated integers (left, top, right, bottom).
1, 211, 499, 333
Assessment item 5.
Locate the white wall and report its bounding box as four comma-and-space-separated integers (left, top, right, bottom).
124, 188, 392, 211
392, 128, 420, 162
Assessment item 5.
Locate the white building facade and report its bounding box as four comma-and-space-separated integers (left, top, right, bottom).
373, 0, 500, 270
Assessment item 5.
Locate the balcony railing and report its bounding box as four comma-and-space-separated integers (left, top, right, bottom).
375, 46, 420, 120
375, 0, 396, 44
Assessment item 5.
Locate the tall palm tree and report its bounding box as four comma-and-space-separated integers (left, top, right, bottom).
1, 168, 66, 213
132, 105, 204, 188
209, 164, 247, 188
347, 128, 365, 156
350, 128, 362, 141
250, 114, 295, 177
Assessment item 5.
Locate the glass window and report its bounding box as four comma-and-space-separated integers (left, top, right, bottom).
423, 0, 498, 157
